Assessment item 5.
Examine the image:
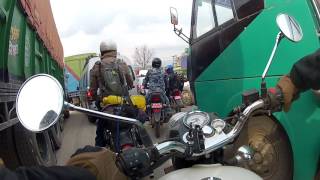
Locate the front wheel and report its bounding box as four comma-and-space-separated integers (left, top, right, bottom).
230, 115, 293, 180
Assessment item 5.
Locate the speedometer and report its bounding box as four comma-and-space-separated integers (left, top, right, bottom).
183, 111, 210, 128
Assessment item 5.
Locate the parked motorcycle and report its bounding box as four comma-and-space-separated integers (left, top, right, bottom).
15, 13, 300, 180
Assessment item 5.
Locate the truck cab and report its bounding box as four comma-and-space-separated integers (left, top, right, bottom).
171, 0, 320, 179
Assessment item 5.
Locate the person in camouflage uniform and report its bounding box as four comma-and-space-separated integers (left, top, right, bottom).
143, 58, 170, 107
90, 40, 133, 147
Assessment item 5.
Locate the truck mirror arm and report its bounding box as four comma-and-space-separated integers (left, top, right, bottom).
174, 25, 190, 44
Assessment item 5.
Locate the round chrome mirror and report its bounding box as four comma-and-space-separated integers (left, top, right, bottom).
276, 13, 303, 42
16, 74, 64, 132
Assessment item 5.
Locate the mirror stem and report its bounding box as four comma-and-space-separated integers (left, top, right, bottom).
174, 25, 190, 44
64, 102, 143, 127
261, 32, 284, 98
262, 32, 284, 82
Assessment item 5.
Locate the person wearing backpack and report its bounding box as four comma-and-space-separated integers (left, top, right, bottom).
165, 64, 181, 98
143, 58, 170, 111
90, 40, 133, 147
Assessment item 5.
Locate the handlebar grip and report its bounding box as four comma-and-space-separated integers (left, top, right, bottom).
116, 147, 152, 178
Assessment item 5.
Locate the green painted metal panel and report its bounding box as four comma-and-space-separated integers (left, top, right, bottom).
34, 37, 43, 74
193, 0, 320, 179
198, 1, 319, 82
24, 25, 34, 78
7, 2, 25, 81
0, 0, 64, 83
0, 0, 12, 78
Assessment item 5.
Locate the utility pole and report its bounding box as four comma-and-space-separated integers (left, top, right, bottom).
172, 55, 176, 67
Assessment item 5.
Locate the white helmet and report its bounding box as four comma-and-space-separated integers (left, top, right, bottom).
100, 40, 117, 53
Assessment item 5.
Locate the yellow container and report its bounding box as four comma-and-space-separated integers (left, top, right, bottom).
130, 95, 146, 111
102, 95, 123, 106
102, 95, 146, 111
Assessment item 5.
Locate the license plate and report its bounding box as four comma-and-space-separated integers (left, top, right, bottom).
152, 103, 162, 108
174, 96, 181, 100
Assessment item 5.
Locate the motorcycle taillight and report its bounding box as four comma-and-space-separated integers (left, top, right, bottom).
173, 90, 181, 96
151, 96, 161, 102
153, 109, 161, 113
87, 90, 93, 99
121, 144, 134, 150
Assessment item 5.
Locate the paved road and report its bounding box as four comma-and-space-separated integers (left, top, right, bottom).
56, 111, 96, 165
56, 110, 177, 178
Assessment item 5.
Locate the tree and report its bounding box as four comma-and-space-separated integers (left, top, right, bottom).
133, 45, 154, 69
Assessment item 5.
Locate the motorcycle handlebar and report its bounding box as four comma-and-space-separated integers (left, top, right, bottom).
154, 99, 265, 156
68, 98, 266, 157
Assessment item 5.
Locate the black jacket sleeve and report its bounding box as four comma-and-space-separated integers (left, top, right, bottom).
290, 49, 320, 92
143, 71, 150, 87
0, 166, 96, 180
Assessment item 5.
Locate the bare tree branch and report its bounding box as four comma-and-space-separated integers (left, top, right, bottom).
133, 45, 154, 69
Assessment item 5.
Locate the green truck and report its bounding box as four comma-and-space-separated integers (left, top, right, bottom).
171, 0, 320, 179
64, 53, 96, 105
0, 0, 64, 168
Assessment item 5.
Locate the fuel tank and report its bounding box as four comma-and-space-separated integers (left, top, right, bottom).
159, 164, 262, 180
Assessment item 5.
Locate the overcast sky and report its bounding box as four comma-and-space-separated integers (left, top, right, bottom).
50, 0, 192, 64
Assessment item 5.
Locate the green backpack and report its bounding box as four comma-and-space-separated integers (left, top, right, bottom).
100, 61, 124, 96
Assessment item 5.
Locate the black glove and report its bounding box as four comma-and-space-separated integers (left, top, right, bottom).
116, 148, 152, 178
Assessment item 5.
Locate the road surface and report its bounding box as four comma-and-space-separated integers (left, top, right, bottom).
56, 110, 179, 178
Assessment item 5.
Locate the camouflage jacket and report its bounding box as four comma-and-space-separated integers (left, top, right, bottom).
143, 68, 167, 92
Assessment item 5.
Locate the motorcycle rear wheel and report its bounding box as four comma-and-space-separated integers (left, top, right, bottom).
231, 115, 293, 180
155, 121, 160, 138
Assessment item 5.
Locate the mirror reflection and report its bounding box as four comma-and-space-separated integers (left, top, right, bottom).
276, 13, 303, 42
170, 7, 178, 25
16, 74, 64, 132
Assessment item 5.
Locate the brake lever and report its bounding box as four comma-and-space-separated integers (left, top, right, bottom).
266, 87, 284, 112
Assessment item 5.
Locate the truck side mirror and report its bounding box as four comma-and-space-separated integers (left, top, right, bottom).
170, 7, 178, 25
169, 7, 190, 44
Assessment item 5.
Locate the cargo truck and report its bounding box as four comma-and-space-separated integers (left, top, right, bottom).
0, 0, 64, 168
65, 53, 96, 106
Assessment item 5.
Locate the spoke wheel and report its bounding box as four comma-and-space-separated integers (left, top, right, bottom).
231, 115, 293, 180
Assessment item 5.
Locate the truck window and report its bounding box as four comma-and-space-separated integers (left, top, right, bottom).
312, 0, 320, 31
194, 0, 216, 38
233, 0, 264, 19
215, 0, 234, 25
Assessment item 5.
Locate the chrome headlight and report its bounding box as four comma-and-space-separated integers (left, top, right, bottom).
169, 112, 187, 128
